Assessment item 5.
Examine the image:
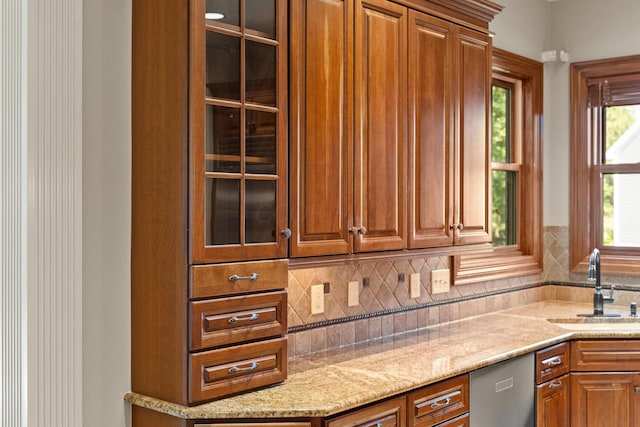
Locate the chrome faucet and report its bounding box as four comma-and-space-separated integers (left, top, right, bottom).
587, 248, 615, 316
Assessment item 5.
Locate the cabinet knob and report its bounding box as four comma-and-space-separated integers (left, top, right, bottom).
280, 228, 292, 239
349, 226, 367, 235
635, 386, 640, 394
449, 223, 464, 231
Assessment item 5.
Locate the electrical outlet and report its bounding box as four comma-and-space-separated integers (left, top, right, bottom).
430, 269, 450, 294
311, 284, 324, 314
410, 273, 421, 299
348, 281, 359, 307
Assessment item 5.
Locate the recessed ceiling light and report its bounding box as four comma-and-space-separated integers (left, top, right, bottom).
205, 12, 225, 20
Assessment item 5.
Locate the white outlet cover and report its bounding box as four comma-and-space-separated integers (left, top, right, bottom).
410, 273, 421, 299
311, 284, 324, 314
348, 281, 359, 307
430, 269, 450, 294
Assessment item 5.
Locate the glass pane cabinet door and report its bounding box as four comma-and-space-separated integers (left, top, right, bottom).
192, 0, 287, 263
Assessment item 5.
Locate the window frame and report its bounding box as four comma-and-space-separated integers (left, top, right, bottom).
454, 48, 543, 285
570, 54, 640, 274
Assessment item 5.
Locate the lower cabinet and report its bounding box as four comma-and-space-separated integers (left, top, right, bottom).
407, 375, 469, 427
535, 342, 570, 427
325, 396, 406, 427
570, 372, 640, 427
569, 340, 640, 427
536, 373, 570, 427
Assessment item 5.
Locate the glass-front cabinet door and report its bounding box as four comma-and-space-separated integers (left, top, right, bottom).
191, 0, 288, 263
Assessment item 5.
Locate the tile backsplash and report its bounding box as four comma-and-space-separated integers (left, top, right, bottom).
286, 225, 640, 358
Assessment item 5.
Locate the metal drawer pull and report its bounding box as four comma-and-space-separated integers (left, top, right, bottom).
431, 397, 451, 409
228, 273, 259, 282
549, 380, 563, 388
635, 386, 640, 394
228, 313, 259, 324
228, 362, 259, 374
425, 390, 461, 410
542, 355, 562, 366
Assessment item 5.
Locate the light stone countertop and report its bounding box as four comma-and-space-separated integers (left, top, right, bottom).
124, 300, 640, 420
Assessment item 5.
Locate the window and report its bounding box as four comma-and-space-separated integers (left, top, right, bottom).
454, 48, 542, 285
491, 81, 520, 247
570, 55, 640, 274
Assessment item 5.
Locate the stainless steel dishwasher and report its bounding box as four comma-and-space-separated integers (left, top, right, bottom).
469, 353, 535, 427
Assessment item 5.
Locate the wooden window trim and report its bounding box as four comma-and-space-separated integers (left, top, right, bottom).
454, 48, 543, 285
570, 54, 640, 275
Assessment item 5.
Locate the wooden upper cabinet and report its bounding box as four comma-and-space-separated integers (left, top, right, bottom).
408, 11, 455, 248
190, 0, 289, 263
290, 0, 406, 256
455, 27, 492, 245
353, 0, 407, 253
290, 0, 496, 257
289, 0, 354, 257
407, 13, 492, 248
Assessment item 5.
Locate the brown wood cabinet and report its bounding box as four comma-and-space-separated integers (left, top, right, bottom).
407, 375, 469, 426
536, 373, 570, 427
535, 343, 570, 427
290, 0, 407, 257
325, 396, 406, 427
570, 340, 640, 427
132, 0, 289, 408
408, 12, 492, 248
290, 0, 495, 257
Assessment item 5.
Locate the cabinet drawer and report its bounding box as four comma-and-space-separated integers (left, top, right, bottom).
436, 414, 469, 427
191, 291, 287, 351
325, 396, 406, 427
407, 375, 468, 427
191, 259, 288, 298
536, 342, 570, 384
571, 340, 640, 371
189, 337, 287, 403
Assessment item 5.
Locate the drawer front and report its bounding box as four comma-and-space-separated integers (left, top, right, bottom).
536, 342, 570, 384
196, 424, 311, 427
407, 375, 469, 427
436, 414, 469, 427
325, 396, 406, 427
191, 259, 288, 298
571, 340, 640, 371
189, 337, 287, 403
191, 291, 287, 351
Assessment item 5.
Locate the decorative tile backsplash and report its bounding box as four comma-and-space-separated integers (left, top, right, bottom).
285, 225, 640, 359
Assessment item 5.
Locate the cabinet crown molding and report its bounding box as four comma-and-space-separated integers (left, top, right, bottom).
397, 0, 504, 29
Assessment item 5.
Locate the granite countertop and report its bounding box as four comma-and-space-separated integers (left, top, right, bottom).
124, 300, 640, 420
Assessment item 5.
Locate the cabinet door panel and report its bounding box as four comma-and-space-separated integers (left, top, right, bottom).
354, 0, 407, 252
191, 0, 289, 263
290, 0, 353, 257
536, 374, 570, 427
456, 28, 491, 245
570, 372, 640, 427
407, 10, 454, 248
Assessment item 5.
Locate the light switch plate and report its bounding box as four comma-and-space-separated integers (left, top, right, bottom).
410, 273, 421, 299
348, 281, 359, 307
430, 269, 450, 294
311, 284, 324, 314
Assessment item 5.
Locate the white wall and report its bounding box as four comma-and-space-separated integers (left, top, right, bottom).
491, 0, 640, 227
82, 0, 132, 426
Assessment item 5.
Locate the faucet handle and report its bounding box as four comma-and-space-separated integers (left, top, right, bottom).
604, 284, 616, 303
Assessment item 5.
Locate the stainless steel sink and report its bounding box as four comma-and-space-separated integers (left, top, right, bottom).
547, 316, 640, 324
547, 316, 640, 330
